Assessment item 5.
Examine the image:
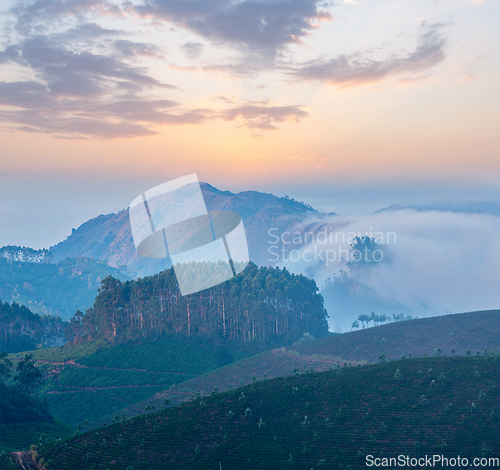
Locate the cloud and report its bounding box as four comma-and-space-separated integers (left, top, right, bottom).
113, 39, 163, 59
222, 103, 309, 130
170, 59, 266, 79
278, 209, 500, 316
57, 22, 123, 41
0, 77, 210, 138
10, 0, 122, 34
0, 81, 52, 109
0, 1, 313, 138
1, 1, 446, 137
181, 41, 204, 59
0, 109, 160, 138
0, 71, 308, 137
0, 5, 190, 139
292, 21, 447, 86
136, 0, 333, 56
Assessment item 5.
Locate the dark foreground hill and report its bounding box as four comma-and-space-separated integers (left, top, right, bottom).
34, 355, 500, 470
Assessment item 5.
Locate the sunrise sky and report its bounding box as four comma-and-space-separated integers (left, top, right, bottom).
1, 0, 499, 248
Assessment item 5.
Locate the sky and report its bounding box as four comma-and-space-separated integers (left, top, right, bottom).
1, 0, 499, 249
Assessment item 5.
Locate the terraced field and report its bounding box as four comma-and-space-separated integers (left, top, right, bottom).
36, 355, 500, 470
93, 310, 500, 424
9, 336, 259, 427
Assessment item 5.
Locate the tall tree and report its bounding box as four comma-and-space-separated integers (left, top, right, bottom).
14, 353, 42, 395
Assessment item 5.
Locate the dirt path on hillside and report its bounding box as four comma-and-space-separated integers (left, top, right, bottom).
37, 359, 189, 375
12, 451, 39, 470
272, 348, 367, 367
46, 387, 139, 404
46, 383, 160, 392
272, 348, 341, 365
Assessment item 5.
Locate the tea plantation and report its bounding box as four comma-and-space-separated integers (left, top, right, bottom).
36, 354, 500, 469
9, 335, 260, 427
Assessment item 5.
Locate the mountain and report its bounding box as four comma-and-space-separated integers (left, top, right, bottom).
377, 201, 500, 216
49, 184, 320, 278
34, 354, 500, 469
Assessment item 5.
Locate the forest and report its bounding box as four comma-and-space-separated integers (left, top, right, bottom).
0, 352, 50, 425
64, 262, 329, 346
0, 255, 129, 320
0, 301, 67, 353
0, 246, 53, 263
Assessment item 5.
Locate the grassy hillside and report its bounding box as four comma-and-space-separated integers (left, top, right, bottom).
8, 336, 262, 427
5, 309, 498, 436
290, 309, 500, 362
0, 257, 129, 321
36, 355, 500, 469
107, 309, 500, 422
101, 343, 356, 425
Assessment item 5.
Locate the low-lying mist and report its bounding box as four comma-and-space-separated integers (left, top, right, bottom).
276, 209, 500, 325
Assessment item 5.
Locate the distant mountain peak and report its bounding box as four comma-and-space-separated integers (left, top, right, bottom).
376, 201, 500, 216
49, 182, 323, 278
199, 182, 235, 197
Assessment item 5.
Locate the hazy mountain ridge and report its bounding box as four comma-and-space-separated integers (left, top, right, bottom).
377, 201, 500, 216
49, 183, 320, 278
0, 257, 129, 321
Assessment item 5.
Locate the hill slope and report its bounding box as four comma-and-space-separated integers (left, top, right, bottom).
93, 309, 500, 423
291, 309, 500, 361
36, 355, 500, 469
8, 336, 261, 428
